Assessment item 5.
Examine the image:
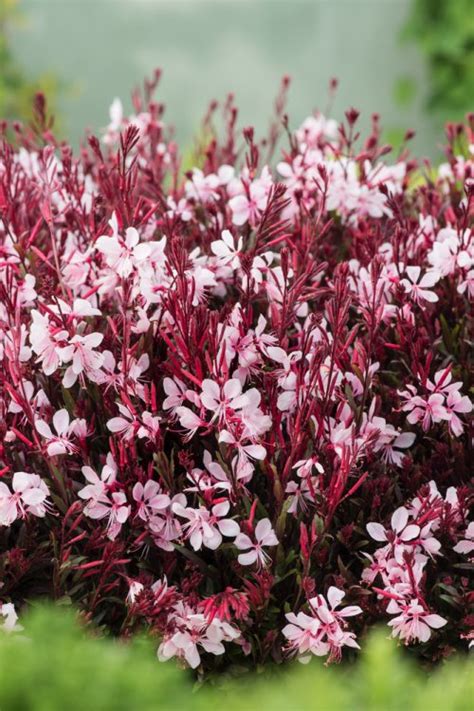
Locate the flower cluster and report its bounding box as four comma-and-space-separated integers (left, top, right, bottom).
283, 587, 362, 663
0, 78, 472, 674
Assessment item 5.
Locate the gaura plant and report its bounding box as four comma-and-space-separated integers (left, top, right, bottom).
0, 75, 472, 676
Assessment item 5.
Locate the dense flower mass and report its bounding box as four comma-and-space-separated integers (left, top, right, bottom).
0, 77, 472, 674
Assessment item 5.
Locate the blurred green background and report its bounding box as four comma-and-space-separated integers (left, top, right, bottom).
2, 0, 474, 156
0, 604, 472, 711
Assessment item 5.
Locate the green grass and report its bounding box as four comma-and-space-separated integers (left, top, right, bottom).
0, 604, 471, 710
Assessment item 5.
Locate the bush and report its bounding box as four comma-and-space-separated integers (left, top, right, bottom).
0, 605, 472, 711
0, 75, 472, 676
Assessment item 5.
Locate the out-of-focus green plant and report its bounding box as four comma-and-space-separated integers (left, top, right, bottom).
0, 0, 60, 125
401, 0, 474, 118
0, 604, 471, 711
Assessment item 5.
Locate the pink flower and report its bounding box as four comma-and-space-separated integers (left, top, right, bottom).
7, 381, 48, 415
267, 345, 302, 387
293, 457, 324, 479
175, 406, 206, 440
218, 428, 267, 479
399, 386, 450, 431
158, 602, 240, 669
185, 169, 219, 203
387, 599, 446, 644
400, 266, 439, 304
240, 389, 272, 437
29, 310, 68, 376
381, 431, 416, 467
229, 182, 268, 226
427, 229, 463, 278
62, 247, 92, 289
417, 523, 442, 557
454, 522, 474, 557
127, 581, 145, 604
296, 113, 338, 146
172, 500, 240, 551
59, 332, 104, 387
235, 518, 278, 567
163, 377, 189, 413
166, 196, 192, 222
200, 378, 249, 423
285, 476, 318, 514
282, 610, 327, 660
159, 628, 210, 669
83, 490, 130, 541
185, 459, 232, 494
147, 494, 186, 551
353, 184, 389, 218
137, 411, 161, 441
78, 454, 117, 503
35, 409, 76, 456
283, 587, 362, 663
211, 230, 242, 269
426, 368, 460, 396
107, 404, 138, 440
445, 390, 472, 437
96, 214, 150, 278
458, 268, 474, 298
133, 480, 170, 522
367, 506, 420, 563
50, 297, 101, 319
0, 472, 50, 525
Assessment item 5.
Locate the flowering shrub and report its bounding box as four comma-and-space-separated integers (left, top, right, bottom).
0, 77, 472, 674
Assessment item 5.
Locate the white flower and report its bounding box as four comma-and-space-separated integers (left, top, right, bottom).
229, 179, 269, 226
158, 603, 240, 669
175, 406, 205, 440
50, 297, 101, 319
78, 454, 117, 504
96, 213, 150, 278
211, 230, 242, 269
200, 378, 249, 423
0, 603, 22, 633
29, 310, 68, 376
387, 599, 446, 644
127, 581, 145, 604
172, 501, 240, 551
107, 403, 138, 440
185, 169, 219, 203
367, 506, 421, 564
35, 409, 76, 456
60, 332, 104, 387
82, 490, 130, 541
0, 472, 51, 525
400, 266, 439, 304
235, 518, 278, 567
283, 586, 362, 663
454, 522, 474, 557
133, 480, 170, 522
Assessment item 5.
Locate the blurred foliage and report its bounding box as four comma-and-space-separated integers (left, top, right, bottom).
402, 0, 474, 118
0, 0, 60, 126
0, 604, 472, 711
